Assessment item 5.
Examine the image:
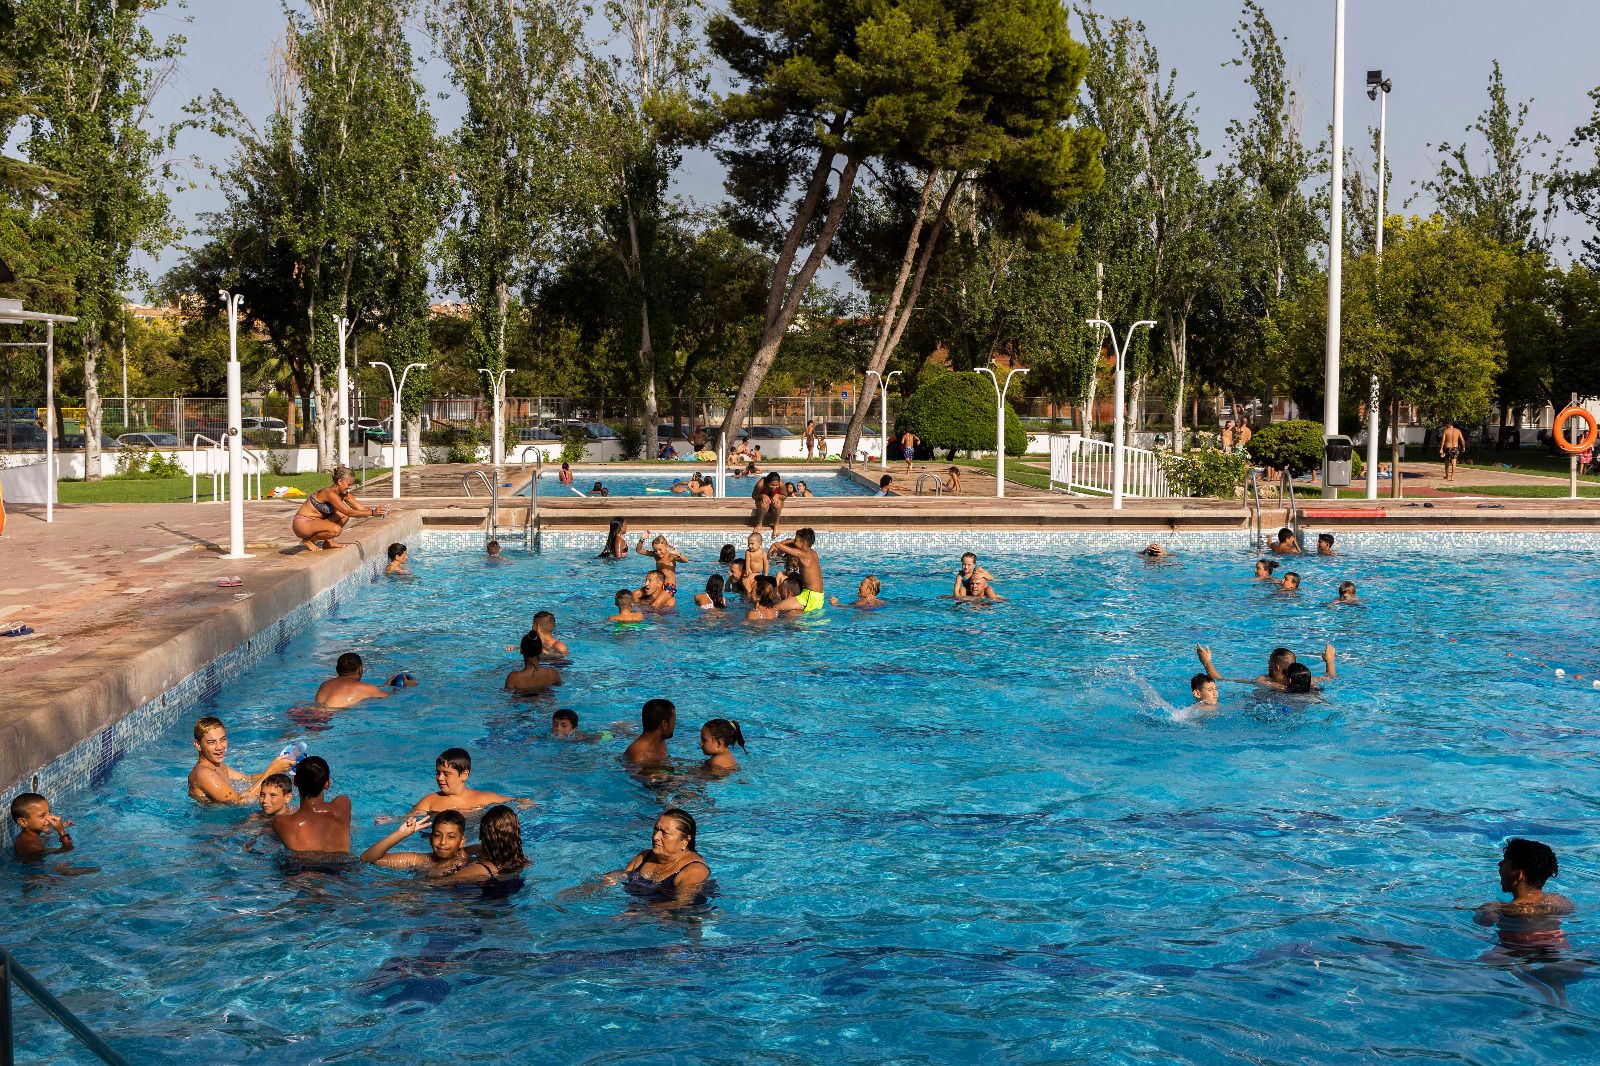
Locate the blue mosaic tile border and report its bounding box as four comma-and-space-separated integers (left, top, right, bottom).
2, 556, 386, 837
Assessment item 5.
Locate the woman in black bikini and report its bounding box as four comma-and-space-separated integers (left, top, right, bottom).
597, 517, 628, 559
442, 805, 529, 885
606, 808, 709, 905
291, 465, 386, 551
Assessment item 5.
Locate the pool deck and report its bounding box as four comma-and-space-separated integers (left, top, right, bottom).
4, 467, 1600, 800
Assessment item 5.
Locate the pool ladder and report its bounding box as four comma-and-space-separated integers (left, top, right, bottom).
914, 473, 945, 496
1246, 466, 1301, 552
462, 470, 502, 552
1, 946, 130, 1064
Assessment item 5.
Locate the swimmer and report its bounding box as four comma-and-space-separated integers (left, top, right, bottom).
609, 589, 645, 623
558, 461, 573, 485
506, 631, 563, 692
1331, 580, 1359, 606
770, 527, 825, 612
745, 577, 781, 622
634, 569, 677, 611
745, 531, 770, 577
718, 543, 737, 567
794, 480, 815, 498
602, 807, 709, 907
956, 573, 1004, 601
385, 542, 411, 576
1196, 643, 1336, 691
532, 610, 570, 659
953, 552, 996, 597
1317, 532, 1337, 556
442, 804, 529, 885
1474, 838, 1582, 1006
1253, 559, 1280, 580
774, 575, 807, 613
314, 652, 393, 708
700, 719, 745, 775
830, 575, 883, 608
726, 559, 754, 601
187, 716, 295, 805
1169, 674, 1220, 725
408, 748, 512, 815
1271, 527, 1301, 555
635, 531, 688, 589
1476, 839, 1574, 927
695, 574, 728, 610
623, 698, 675, 765
11, 793, 74, 859
942, 466, 961, 495
874, 474, 893, 497
257, 773, 296, 820
486, 539, 504, 561
591, 481, 611, 497
271, 756, 351, 853
1277, 571, 1301, 592
361, 810, 468, 877
1139, 543, 1173, 560
551, 709, 583, 739
598, 517, 628, 559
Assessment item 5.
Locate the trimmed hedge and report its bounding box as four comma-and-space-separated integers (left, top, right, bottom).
1245, 418, 1324, 474
899, 371, 1027, 457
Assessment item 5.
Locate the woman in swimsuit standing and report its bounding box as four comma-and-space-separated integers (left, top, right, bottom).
605, 808, 709, 905
291, 465, 386, 551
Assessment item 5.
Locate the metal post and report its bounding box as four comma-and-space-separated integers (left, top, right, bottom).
372, 361, 427, 500
1323, 0, 1347, 498
973, 366, 1029, 498
479, 367, 510, 470
866, 370, 900, 469
2, 948, 13, 1066
120, 317, 129, 429
44, 321, 54, 524
220, 291, 250, 559
334, 316, 350, 471
1087, 319, 1155, 510
1366, 78, 1388, 500
1571, 392, 1580, 500
715, 430, 727, 498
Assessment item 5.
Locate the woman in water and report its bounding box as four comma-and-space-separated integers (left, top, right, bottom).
699, 720, 744, 774
830, 575, 883, 609
291, 465, 386, 551
605, 808, 709, 905
694, 574, 727, 610
597, 518, 628, 559
442, 805, 528, 885
1252, 559, 1279, 580
744, 576, 780, 621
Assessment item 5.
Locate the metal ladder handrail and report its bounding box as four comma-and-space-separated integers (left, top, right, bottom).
1282, 465, 1302, 546
2, 946, 130, 1065
190, 434, 224, 504
914, 473, 945, 496
1246, 468, 1264, 550
523, 453, 543, 549
461, 470, 498, 550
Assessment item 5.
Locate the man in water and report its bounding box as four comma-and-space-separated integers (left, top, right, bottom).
271, 756, 351, 853
623, 698, 676, 765
1475, 838, 1582, 1006
1440, 421, 1466, 481
875, 475, 893, 497
314, 652, 393, 708
770, 527, 825, 613
1196, 643, 1336, 691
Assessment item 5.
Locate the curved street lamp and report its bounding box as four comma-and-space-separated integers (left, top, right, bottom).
1086, 318, 1156, 510
973, 364, 1029, 498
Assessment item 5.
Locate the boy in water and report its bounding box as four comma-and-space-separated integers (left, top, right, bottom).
635, 531, 687, 588
1331, 581, 1359, 606
1316, 533, 1337, 556
506, 631, 563, 692
1168, 673, 1221, 725
407, 748, 511, 815
188, 716, 295, 805
1475, 837, 1582, 1006
314, 652, 393, 708
1271, 528, 1301, 555
875, 474, 893, 497
1476, 838, 1575, 927
10, 793, 74, 859
486, 539, 504, 561
773, 575, 806, 613
1278, 571, 1301, 592
385, 542, 411, 576
623, 698, 676, 765
552, 709, 580, 738
257, 773, 296, 821
361, 810, 469, 877
608, 589, 645, 623
1196, 643, 1336, 691
271, 756, 351, 853
770, 527, 825, 612
745, 531, 770, 577
532, 610, 570, 658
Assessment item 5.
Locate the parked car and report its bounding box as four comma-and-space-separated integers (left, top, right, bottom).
117, 432, 180, 448
0, 422, 49, 449
744, 425, 795, 440
353, 417, 391, 444
57, 431, 122, 450
818, 421, 878, 436
581, 422, 619, 441
240, 416, 288, 443
517, 426, 562, 442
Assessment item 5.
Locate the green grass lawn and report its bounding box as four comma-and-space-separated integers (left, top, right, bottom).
57, 470, 390, 504
951, 456, 1056, 491
1436, 483, 1600, 499
1410, 447, 1600, 482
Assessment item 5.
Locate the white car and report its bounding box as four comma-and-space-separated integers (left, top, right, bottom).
240, 416, 288, 443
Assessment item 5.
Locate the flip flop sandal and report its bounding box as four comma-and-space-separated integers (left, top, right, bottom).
216, 576, 244, 587
1, 624, 35, 637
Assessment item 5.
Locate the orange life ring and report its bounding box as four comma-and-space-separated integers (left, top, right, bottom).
1555, 405, 1598, 454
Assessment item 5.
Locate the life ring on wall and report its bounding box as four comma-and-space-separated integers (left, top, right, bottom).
1554, 406, 1598, 454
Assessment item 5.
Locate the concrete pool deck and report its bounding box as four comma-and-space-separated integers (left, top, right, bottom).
4, 481, 1600, 799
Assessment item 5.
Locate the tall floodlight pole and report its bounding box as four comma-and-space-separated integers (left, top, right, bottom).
1366, 70, 1392, 500
973, 365, 1030, 498
1087, 318, 1157, 510
220, 290, 250, 559
121, 311, 129, 428
45, 321, 55, 523
372, 360, 427, 499
1322, 0, 1347, 499
334, 315, 352, 470
866, 369, 900, 469
479, 367, 511, 469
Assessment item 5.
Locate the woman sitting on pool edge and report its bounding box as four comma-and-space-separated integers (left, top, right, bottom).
291, 465, 386, 551
602, 807, 709, 906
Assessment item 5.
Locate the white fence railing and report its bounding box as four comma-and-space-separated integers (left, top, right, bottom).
1049, 434, 1171, 498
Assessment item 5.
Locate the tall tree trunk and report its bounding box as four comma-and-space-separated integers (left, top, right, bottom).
312, 363, 331, 471
1166, 310, 1187, 451
640, 297, 658, 459
406, 413, 421, 469
83, 325, 103, 481
1389, 393, 1402, 499
720, 143, 856, 442
286, 371, 301, 447
1130, 377, 1145, 447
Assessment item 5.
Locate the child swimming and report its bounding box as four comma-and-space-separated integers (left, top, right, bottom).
187, 716, 295, 805
361, 810, 469, 877
10, 792, 75, 859
700, 719, 745, 775
408, 747, 513, 815
609, 589, 645, 623
635, 531, 688, 589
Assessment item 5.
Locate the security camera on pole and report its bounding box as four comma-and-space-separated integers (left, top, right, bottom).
219, 289, 251, 559
1086, 318, 1156, 511
371, 360, 427, 500
973, 363, 1030, 499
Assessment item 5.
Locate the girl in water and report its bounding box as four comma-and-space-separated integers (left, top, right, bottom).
1253, 559, 1279, 580
745, 576, 780, 622
694, 574, 727, 610
699, 719, 745, 774
442, 805, 528, 885
597, 518, 628, 559
635, 531, 688, 591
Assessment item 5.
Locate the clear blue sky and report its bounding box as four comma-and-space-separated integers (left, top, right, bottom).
135, 0, 1600, 295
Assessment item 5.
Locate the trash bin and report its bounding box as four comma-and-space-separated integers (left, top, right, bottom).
1323, 435, 1353, 487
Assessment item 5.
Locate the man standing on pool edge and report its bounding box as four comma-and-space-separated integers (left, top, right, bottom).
770, 528, 825, 613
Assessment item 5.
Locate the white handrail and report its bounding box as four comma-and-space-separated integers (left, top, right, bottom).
239, 446, 265, 501
190, 434, 224, 504
1049, 434, 1170, 498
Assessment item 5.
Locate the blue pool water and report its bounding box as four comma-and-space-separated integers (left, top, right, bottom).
526, 470, 872, 497
6, 531, 1600, 1064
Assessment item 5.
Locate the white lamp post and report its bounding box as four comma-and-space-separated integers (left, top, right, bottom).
973, 364, 1030, 499
865, 369, 900, 469
371, 360, 427, 499
219, 290, 251, 559
478, 366, 511, 469
1365, 69, 1391, 501
1087, 318, 1157, 511
1322, 0, 1348, 499
334, 315, 352, 470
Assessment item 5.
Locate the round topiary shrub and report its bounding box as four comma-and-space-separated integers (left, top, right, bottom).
899, 370, 1027, 457
1244, 418, 1324, 474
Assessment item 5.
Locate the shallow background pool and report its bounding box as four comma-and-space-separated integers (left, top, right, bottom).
6, 531, 1599, 1063
526, 469, 872, 497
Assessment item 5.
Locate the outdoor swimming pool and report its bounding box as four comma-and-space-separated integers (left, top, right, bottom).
6, 530, 1599, 1063
526, 469, 874, 497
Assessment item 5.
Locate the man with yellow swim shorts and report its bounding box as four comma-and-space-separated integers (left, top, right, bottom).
771, 527, 825, 613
